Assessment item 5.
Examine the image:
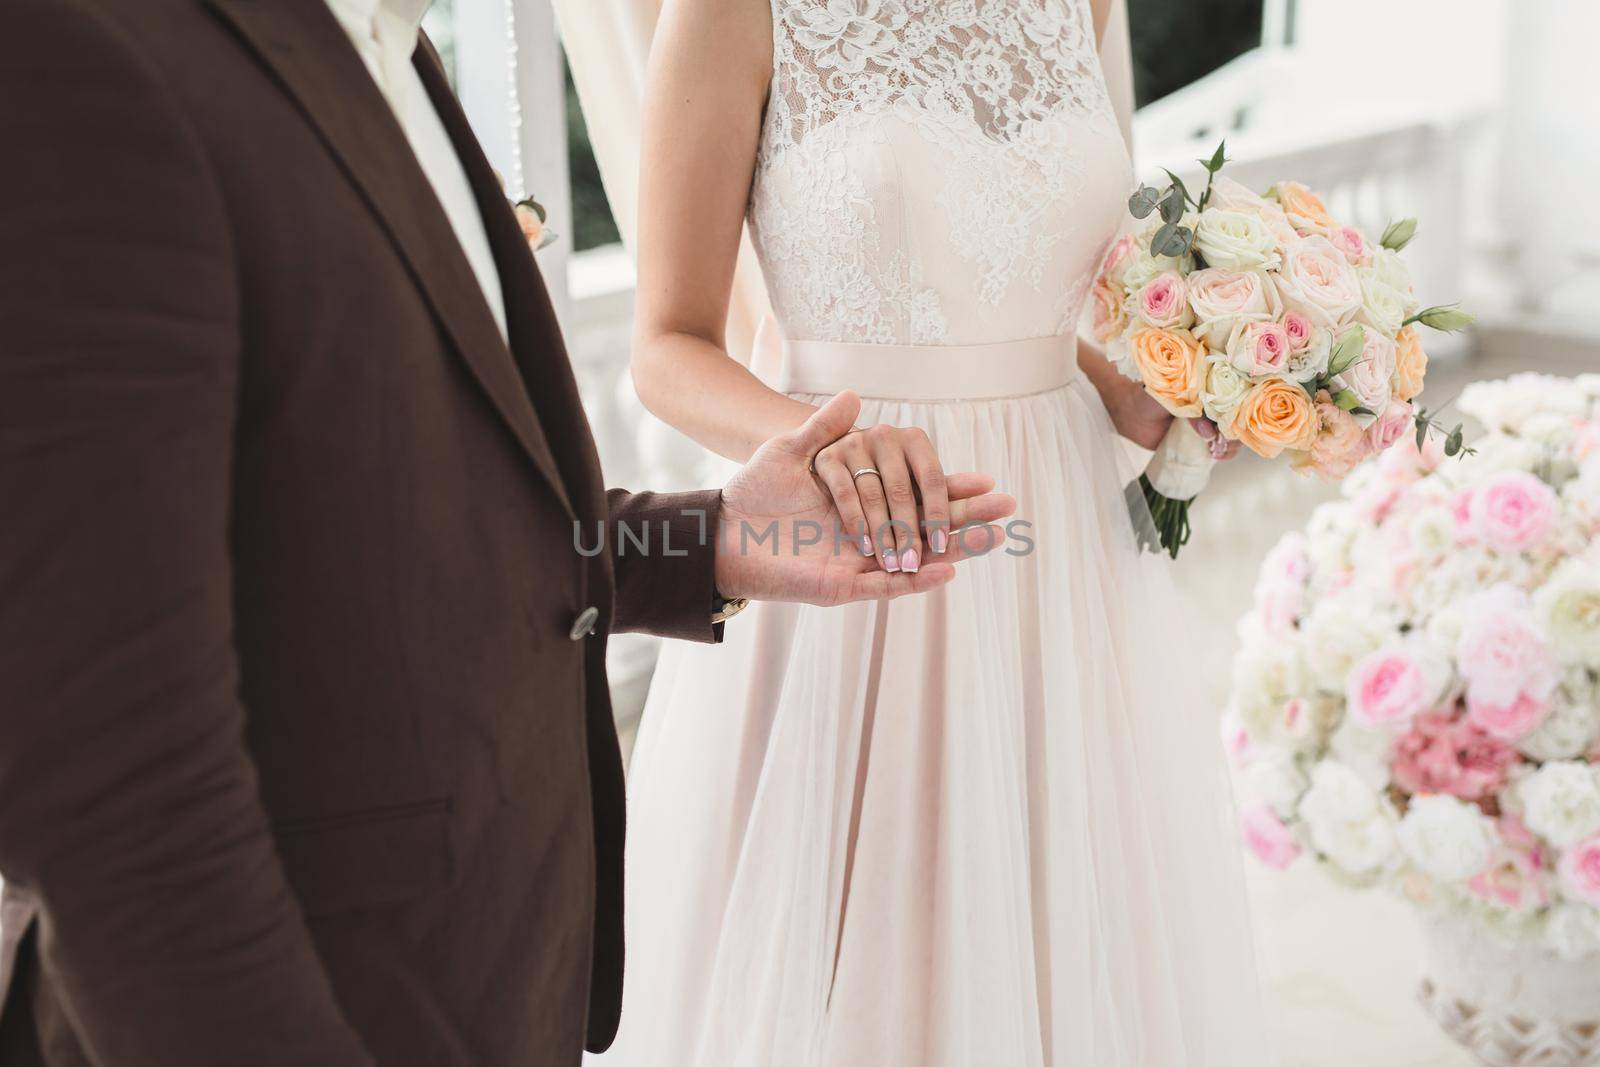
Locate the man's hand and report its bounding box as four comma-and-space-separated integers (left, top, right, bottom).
714, 392, 1016, 605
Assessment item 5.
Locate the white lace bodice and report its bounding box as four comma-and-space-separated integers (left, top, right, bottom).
750, 0, 1134, 348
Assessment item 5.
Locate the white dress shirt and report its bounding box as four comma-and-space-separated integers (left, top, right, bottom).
324, 0, 510, 343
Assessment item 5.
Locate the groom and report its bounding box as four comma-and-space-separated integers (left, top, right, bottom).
0, 2, 1013, 1065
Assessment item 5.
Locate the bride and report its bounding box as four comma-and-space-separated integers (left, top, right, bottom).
594, 0, 1274, 1063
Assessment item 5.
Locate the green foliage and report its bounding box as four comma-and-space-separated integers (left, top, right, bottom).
1380, 217, 1419, 252
1406, 305, 1477, 333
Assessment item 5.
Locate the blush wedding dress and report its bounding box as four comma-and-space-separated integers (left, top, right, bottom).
595, 1, 1275, 1064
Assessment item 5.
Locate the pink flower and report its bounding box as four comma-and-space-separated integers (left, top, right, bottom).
1090, 280, 1127, 343
1241, 805, 1301, 870
1282, 311, 1313, 352
1099, 235, 1138, 288
1466, 690, 1552, 743
1346, 645, 1431, 729
1136, 271, 1192, 329
1291, 391, 1366, 481
1220, 710, 1254, 765
1365, 400, 1414, 457
1328, 225, 1374, 266
1392, 709, 1519, 801
1456, 586, 1560, 740
1557, 833, 1600, 907
1226, 319, 1292, 375
1469, 835, 1548, 911
1467, 470, 1558, 553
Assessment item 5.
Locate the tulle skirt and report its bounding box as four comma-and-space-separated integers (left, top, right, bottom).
592, 338, 1275, 1067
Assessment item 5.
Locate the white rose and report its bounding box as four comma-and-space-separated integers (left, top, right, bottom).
1285, 327, 1332, 384
1460, 374, 1586, 432
1408, 505, 1457, 561
1543, 902, 1600, 960
1230, 639, 1307, 740
1246, 751, 1310, 818
1576, 374, 1600, 401
1330, 330, 1397, 422
1396, 795, 1495, 884
1366, 248, 1419, 308
1205, 175, 1299, 245
1328, 714, 1395, 791
1274, 236, 1364, 330
1186, 268, 1282, 349
1518, 686, 1600, 762
1354, 271, 1409, 340
1106, 333, 1141, 383
1519, 411, 1580, 449
1517, 761, 1600, 848
1194, 210, 1283, 273
1301, 598, 1395, 690
1299, 760, 1398, 877
1200, 354, 1250, 434
1534, 559, 1600, 668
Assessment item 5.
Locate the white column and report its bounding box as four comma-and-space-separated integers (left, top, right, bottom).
451, 0, 574, 320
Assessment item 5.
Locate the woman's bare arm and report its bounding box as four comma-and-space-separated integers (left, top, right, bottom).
630, 0, 811, 464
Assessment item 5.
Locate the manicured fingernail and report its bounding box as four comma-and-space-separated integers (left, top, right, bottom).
932, 530, 948, 554
860, 536, 875, 556
902, 549, 920, 573
883, 551, 900, 573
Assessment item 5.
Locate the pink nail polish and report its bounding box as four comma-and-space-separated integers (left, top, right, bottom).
860, 536, 875, 556
883, 551, 900, 573
902, 549, 920, 573
931, 530, 948, 555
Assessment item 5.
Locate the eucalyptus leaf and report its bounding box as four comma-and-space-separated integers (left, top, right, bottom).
1414, 415, 1429, 451
1445, 430, 1463, 457
1153, 223, 1190, 259
1380, 217, 1418, 252
1162, 169, 1193, 206
1128, 186, 1161, 220
1159, 187, 1186, 224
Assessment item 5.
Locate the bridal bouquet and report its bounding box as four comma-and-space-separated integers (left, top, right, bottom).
1225, 374, 1600, 960
1092, 142, 1473, 557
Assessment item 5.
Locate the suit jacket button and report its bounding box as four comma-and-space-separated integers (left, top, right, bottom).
569, 606, 600, 641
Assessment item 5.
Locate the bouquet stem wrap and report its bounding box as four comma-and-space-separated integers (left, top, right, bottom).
1131, 420, 1216, 558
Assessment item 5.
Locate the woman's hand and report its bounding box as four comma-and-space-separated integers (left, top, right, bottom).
811, 424, 950, 573
1107, 382, 1240, 459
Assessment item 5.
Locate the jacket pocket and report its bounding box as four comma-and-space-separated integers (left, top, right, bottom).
274, 796, 454, 918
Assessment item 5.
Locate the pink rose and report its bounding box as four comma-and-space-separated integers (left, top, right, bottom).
1331, 330, 1397, 417
1467, 691, 1552, 743
1346, 644, 1431, 729
1328, 226, 1374, 266
1186, 268, 1282, 346
1557, 833, 1600, 907
1392, 709, 1518, 801
1282, 311, 1313, 352
1226, 319, 1292, 375
1469, 837, 1548, 911
1467, 470, 1559, 553
1291, 391, 1366, 481
1456, 586, 1560, 740
1260, 532, 1312, 585
1136, 271, 1192, 329
1274, 236, 1364, 331
1098, 234, 1138, 289
1365, 400, 1414, 457
1450, 486, 1478, 542
1241, 805, 1301, 870
1220, 710, 1254, 765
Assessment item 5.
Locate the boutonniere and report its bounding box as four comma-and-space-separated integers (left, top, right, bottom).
514, 195, 559, 253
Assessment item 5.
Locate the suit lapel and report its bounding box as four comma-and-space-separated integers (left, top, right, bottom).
412, 47, 610, 532
204, 0, 575, 520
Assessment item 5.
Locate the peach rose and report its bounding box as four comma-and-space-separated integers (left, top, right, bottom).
1274, 180, 1337, 235
1233, 377, 1319, 459
1393, 325, 1428, 402
1129, 326, 1205, 418
1090, 280, 1128, 343
1292, 390, 1366, 480
516, 204, 546, 248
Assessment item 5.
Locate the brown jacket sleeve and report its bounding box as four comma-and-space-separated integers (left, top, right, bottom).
604, 489, 725, 644
0, 4, 370, 1063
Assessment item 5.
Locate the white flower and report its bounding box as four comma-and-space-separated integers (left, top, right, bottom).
1408, 505, 1456, 561
1299, 760, 1398, 876
1543, 902, 1600, 960
1246, 751, 1310, 818
1354, 271, 1410, 339
1284, 327, 1332, 384
1396, 795, 1495, 884
1300, 598, 1395, 691
1534, 559, 1600, 668
1365, 248, 1419, 312
1517, 761, 1600, 848
1200, 354, 1250, 433
1193, 210, 1282, 273
1328, 714, 1395, 791
1518, 681, 1600, 761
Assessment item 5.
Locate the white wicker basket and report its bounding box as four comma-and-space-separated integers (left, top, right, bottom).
1418, 914, 1600, 1066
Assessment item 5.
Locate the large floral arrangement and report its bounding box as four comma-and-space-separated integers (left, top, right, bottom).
1092, 143, 1472, 557
1226, 373, 1600, 960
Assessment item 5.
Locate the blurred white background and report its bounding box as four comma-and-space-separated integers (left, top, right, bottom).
434, 0, 1600, 1061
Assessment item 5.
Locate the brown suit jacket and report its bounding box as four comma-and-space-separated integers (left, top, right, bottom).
0, 1, 721, 1063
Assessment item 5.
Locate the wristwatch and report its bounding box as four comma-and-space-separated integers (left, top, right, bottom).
711, 587, 750, 625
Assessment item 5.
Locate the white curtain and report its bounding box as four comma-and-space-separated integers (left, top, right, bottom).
549, 0, 776, 371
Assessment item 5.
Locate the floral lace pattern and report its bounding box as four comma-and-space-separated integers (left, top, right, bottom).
750, 0, 1127, 347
